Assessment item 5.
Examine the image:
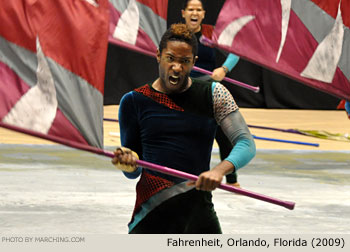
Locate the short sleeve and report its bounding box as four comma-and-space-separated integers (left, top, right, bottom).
212, 82, 239, 124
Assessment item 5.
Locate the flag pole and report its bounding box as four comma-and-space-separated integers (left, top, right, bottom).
108, 38, 260, 93
252, 135, 319, 147
104, 118, 319, 147
248, 124, 350, 142
192, 66, 260, 93
133, 159, 295, 210
248, 124, 304, 135
0, 121, 295, 210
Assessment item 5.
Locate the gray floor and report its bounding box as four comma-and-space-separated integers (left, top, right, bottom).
0, 144, 349, 234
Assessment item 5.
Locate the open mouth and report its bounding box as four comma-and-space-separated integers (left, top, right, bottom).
169, 75, 180, 85
190, 18, 198, 25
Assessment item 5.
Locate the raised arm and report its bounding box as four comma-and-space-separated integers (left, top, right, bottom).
211, 53, 240, 81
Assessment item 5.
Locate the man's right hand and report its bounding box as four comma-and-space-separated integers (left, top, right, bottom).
111, 147, 139, 173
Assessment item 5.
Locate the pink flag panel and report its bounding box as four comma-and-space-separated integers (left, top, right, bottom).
0, 61, 31, 119
108, 0, 167, 56
48, 111, 89, 145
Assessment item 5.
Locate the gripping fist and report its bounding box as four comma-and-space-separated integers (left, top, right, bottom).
210, 67, 226, 82
111, 147, 139, 173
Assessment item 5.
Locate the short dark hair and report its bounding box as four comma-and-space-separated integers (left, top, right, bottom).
158, 23, 198, 57
182, 0, 206, 11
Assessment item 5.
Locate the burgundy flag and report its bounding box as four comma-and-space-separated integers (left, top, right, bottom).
209, 0, 350, 100
108, 0, 168, 57
0, 0, 109, 148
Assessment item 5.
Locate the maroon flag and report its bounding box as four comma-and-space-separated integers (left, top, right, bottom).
209, 0, 350, 100
108, 0, 168, 57
0, 0, 109, 148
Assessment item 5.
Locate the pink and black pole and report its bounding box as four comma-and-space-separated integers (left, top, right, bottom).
1, 122, 296, 210
0, 121, 295, 210
192, 66, 260, 93
133, 159, 295, 210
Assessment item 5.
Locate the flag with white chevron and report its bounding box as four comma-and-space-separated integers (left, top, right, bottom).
0, 0, 109, 148
209, 0, 350, 100
108, 0, 168, 57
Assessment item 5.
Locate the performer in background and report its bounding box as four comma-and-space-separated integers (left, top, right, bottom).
181, 0, 241, 186
112, 24, 255, 233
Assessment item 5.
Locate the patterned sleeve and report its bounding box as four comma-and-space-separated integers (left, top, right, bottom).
212, 82, 239, 124
212, 82, 256, 170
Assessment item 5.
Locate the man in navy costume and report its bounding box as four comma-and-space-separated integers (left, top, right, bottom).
112, 23, 256, 234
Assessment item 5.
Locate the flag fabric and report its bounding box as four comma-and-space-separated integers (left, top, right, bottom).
0, 0, 109, 148
104, 0, 168, 105
299, 129, 350, 142
108, 0, 168, 57
210, 0, 350, 101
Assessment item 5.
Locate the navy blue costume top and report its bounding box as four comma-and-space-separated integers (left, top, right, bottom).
118, 79, 254, 231
119, 79, 216, 183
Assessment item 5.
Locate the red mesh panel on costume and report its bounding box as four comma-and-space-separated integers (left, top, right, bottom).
135, 85, 184, 111
131, 171, 174, 219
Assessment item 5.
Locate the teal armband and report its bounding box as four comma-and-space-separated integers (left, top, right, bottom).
223, 53, 240, 71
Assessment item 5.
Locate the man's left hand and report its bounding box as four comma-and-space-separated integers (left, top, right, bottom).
187, 170, 224, 191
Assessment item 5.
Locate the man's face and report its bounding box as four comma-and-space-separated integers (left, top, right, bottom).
156, 40, 196, 94
181, 0, 205, 33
